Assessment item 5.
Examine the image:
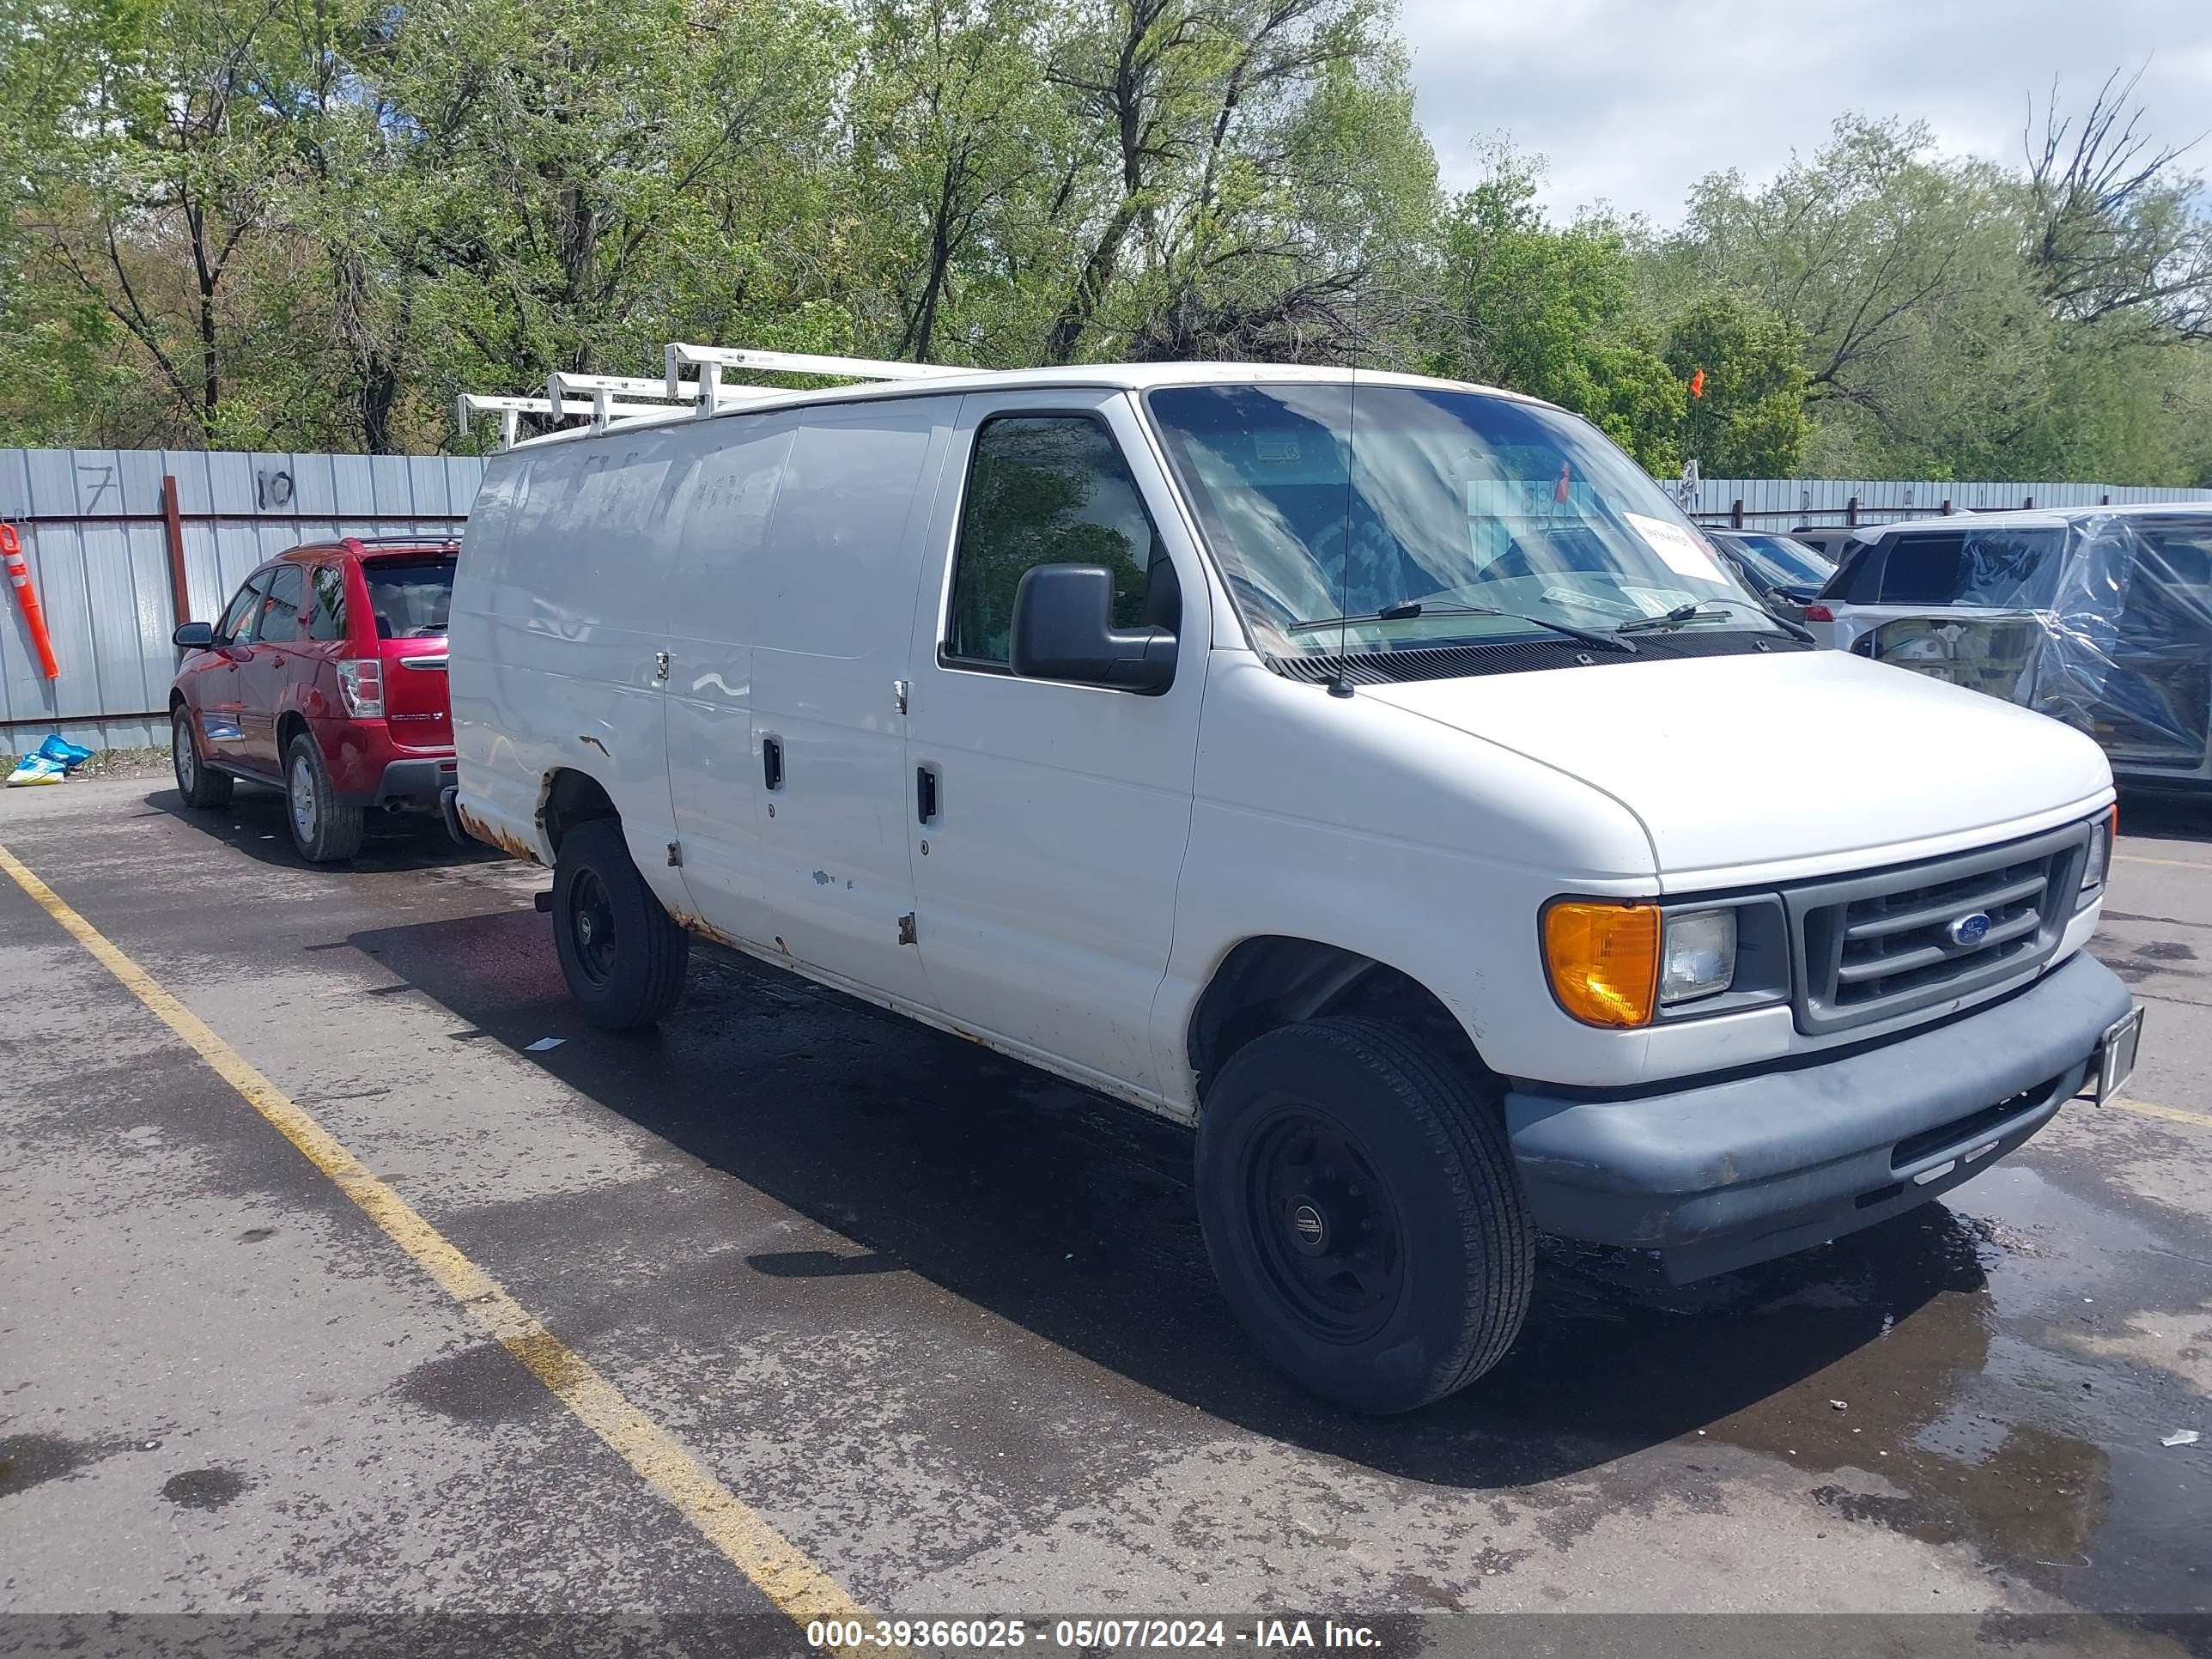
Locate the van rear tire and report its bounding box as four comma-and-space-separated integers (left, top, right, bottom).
552, 818, 689, 1030
1194, 1015, 1534, 1414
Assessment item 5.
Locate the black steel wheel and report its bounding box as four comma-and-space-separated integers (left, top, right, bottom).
1243, 1105, 1407, 1345
568, 866, 618, 988
550, 817, 689, 1030
1195, 1015, 1534, 1414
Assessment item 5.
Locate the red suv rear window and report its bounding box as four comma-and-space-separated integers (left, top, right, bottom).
364, 556, 455, 640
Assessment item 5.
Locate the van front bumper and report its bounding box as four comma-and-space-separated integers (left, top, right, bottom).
1504, 951, 2135, 1283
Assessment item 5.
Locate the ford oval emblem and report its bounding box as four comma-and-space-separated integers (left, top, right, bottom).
1947, 911, 1993, 947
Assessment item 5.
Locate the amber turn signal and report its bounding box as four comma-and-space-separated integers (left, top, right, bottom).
1543, 901, 1660, 1028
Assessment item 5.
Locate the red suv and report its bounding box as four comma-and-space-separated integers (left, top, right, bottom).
169, 538, 459, 861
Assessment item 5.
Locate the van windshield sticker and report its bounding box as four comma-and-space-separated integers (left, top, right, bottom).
1625, 514, 1730, 585
1618, 585, 1695, 617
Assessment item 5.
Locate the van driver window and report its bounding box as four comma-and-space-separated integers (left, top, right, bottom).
945, 416, 1164, 666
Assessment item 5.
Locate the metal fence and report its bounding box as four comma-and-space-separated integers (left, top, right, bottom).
5, 445, 2211, 756
0, 447, 482, 751
1672, 476, 2212, 528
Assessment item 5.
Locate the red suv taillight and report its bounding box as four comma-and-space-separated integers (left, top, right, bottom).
1802, 603, 1834, 623
337, 657, 385, 718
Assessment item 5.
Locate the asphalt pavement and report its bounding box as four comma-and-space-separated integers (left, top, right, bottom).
1, 775, 2207, 1656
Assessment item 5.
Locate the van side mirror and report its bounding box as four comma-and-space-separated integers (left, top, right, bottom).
1009, 564, 1176, 695
173, 622, 215, 649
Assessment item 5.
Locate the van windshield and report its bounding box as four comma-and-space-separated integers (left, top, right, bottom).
1143, 382, 1778, 659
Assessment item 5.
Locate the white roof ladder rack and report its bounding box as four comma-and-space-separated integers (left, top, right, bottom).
455, 392, 676, 451
548, 372, 698, 429
665, 343, 966, 416
461, 344, 971, 448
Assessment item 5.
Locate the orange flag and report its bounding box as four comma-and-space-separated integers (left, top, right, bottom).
1689, 368, 1707, 399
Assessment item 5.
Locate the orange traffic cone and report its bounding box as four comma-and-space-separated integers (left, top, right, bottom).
2, 523, 61, 679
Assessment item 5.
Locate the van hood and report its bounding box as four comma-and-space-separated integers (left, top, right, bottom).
1362, 647, 2112, 883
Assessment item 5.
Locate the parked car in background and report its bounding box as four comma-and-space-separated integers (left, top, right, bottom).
1808, 507, 2212, 788
1783, 527, 1869, 565
169, 537, 459, 860
450, 349, 2138, 1414
1705, 530, 1836, 623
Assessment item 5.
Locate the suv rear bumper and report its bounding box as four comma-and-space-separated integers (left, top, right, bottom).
366, 755, 459, 810
316, 719, 454, 809
1504, 951, 2134, 1283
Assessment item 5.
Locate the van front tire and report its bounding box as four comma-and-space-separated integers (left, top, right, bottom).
552, 818, 690, 1030
1194, 1015, 1534, 1414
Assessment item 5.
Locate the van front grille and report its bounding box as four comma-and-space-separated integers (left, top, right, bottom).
1785, 823, 2090, 1036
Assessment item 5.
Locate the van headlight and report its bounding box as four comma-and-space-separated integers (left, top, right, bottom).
2077, 806, 2115, 908
1660, 908, 1737, 1005
1542, 902, 1739, 1027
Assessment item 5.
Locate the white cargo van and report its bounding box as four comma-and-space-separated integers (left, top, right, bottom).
450, 353, 2142, 1413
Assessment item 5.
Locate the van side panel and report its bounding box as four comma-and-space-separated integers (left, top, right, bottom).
750, 398, 954, 1001
451, 453, 543, 858
450, 430, 687, 908
1156, 653, 1659, 1108
662, 414, 797, 945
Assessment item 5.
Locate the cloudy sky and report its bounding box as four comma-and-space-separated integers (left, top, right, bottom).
1397, 0, 2212, 225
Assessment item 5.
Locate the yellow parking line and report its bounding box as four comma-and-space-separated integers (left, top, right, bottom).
0, 840, 875, 1648
2109, 1096, 2212, 1129
2113, 852, 2212, 872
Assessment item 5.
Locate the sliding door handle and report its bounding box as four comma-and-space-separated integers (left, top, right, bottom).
916, 764, 938, 824
762, 736, 783, 791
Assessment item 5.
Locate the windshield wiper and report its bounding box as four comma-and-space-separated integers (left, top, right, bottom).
1615, 602, 1815, 644
1287, 601, 1636, 654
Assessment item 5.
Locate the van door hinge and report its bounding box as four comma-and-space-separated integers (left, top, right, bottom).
893, 678, 909, 715
897, 912, 917, 946
666, 841, 683, 867
653, 650, 671, 681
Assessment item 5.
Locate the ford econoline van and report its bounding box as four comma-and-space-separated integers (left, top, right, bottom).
450, 353, 2141, 1413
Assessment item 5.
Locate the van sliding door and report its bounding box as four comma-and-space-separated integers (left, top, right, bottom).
745, 399, 954, 1006
662, 416, 797, 947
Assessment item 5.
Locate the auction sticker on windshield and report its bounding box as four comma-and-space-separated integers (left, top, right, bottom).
1626, 513, 1730, 584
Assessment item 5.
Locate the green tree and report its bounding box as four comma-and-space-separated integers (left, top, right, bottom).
2026, 70, 2212, 342
1037, 0, 1425, 366
1666, 118, 2034, 471
1662, 292, 1812, 476
1659, 97, 2212, 483
848, 0, 1073, 365
374, 0, 852, 415
0, 0, 326, 443
1427, 144, 1683, 473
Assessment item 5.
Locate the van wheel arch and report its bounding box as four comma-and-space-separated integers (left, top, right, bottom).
538, 768, 619, 859
1188, 937, 1496, 1105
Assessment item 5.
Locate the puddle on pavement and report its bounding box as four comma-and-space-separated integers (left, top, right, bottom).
0, 1432, 100, 1498
0, 1430, 143, 1500
160, 1465, 248, 1510
1501, 1161, 2208, 1608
